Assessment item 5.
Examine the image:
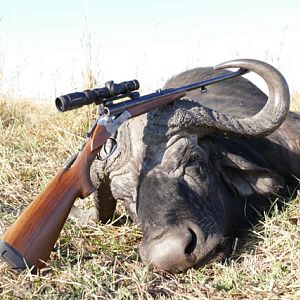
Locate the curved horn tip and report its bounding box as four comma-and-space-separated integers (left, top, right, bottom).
214, 58, 290, 132
214, 59, 290, 100
214, 58, 269, 70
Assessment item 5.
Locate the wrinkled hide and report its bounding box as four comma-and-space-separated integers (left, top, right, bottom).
88, 63, 300, 273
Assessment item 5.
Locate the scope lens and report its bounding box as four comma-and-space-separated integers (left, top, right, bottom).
55, 97, 65, 112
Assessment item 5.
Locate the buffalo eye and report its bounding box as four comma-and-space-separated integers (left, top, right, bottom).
186, 150, 205, 167
184, 150, 209, 182
186, 155, 198, 165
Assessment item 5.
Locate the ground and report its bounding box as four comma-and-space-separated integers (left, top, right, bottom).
0, 96, 299, 299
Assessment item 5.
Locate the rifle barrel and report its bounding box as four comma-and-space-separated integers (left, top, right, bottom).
107, 68, 248, 116
175, 67, 248, 93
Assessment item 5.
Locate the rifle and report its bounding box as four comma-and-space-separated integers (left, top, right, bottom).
0, 65, 247, 272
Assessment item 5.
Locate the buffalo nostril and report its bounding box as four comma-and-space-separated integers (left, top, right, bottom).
140, 226, 200, 273
184, 227, 197, 255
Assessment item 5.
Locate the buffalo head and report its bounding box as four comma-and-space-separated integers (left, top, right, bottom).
136, 60, 290, 272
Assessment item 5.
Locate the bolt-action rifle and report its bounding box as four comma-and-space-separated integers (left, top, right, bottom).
0, 63, 247, 271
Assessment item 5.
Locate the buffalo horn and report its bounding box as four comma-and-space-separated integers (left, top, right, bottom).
161, 59, 290, 138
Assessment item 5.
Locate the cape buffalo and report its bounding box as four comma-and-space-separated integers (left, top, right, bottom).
73, 59, 298, 273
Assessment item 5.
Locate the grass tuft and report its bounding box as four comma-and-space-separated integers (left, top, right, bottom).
0, 98, 300, 299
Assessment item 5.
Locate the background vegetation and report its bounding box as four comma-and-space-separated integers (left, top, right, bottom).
0, 93, 299, 299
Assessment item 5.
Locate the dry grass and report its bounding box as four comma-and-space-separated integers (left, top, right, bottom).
291, 92, 300, 112
0, 98, 300, 299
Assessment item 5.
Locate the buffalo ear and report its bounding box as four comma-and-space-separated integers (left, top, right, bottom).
219, 152, 284, 198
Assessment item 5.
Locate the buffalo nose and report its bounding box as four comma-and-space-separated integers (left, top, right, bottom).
139, 227, 199, 273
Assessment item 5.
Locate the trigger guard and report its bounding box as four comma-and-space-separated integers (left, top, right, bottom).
97, 137, 118, 161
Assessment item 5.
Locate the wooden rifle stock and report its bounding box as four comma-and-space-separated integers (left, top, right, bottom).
0, 124, 111, 270
0, 90, 186, 271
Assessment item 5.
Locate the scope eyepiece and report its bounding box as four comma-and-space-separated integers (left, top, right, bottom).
55, 79, 140, 112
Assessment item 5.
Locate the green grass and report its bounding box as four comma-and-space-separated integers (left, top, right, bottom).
0, 98, 300, 299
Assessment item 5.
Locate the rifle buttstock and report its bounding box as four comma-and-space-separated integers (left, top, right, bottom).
0, 124, 110, 271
